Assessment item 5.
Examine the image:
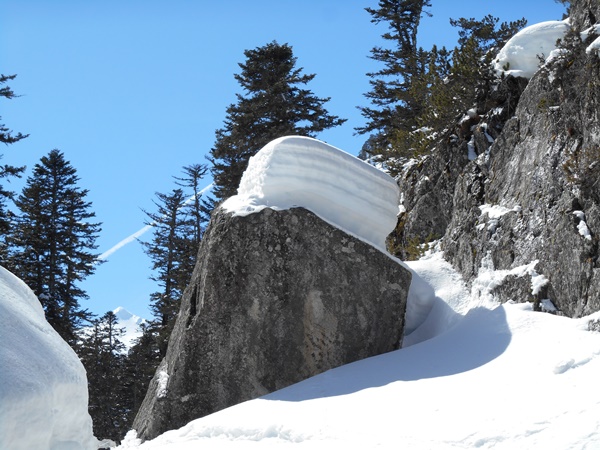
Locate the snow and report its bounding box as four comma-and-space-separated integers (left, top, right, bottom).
573, 210, 593, 241
582, 24, 600, 54
478, 204, 521, 233
0, 266, 97, 450
479, 203, 520, 219
118, 250, 600, 449
494, 20, 570, 78
221, 136, 400, 250
495, 18, 600, 78
156, 365, 169, 399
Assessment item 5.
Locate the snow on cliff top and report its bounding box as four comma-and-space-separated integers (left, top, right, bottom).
494, 19, 600, 78
0, 266, 97, 450
222, 136, 400, 250
494, 20, 571, 78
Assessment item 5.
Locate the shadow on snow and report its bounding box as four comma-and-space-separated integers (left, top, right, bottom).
264, 305, 511, 402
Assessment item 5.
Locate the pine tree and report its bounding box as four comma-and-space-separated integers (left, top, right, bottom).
7, 149, 101, 345
356, 0, 432, 152
0, 74, 28, 145
357, 4, 526, 166
78, 311, 129, 441
209, 41, 346, 201
141, 188, 193, 356
174, 163, 208, 247
0, 74, 27, 248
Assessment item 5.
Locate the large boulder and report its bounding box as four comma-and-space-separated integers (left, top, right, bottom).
133, 205, 411, 440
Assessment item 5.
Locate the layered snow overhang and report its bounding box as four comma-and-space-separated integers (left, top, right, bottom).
222, 136, 400, 250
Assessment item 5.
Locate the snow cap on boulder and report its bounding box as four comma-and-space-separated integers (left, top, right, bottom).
222, 136, 401, 250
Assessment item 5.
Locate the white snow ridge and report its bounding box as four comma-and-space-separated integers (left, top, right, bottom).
222, 135, 400, 250
0, 266, 97, 450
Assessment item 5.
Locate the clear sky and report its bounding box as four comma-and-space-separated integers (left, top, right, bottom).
2, 0, 567, 318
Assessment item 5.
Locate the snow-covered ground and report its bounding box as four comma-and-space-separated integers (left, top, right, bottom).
0, 266, 97, 450
117, 249, 600, 449
494, 20, 571, 78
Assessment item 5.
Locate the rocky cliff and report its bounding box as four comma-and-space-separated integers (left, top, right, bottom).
396, 0, 600, 317
133, 206, 411, 441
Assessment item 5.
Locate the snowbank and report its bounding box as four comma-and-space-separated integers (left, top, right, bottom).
494, 20, 570, 78
117, 251, 600, 450
222, 136, 400, 250
0, 266, 97, 450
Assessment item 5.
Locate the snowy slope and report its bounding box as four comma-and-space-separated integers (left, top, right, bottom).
0, 266, 97, 450
118, 251, 600, 449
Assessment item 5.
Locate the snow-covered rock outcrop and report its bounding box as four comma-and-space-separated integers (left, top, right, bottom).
223, 135, 400, 249
0, 266, 97, 450
494, 20, 570, 78
133, 136, 410, 441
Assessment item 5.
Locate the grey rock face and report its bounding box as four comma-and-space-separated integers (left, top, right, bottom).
442, 0, 600, 317
391, 76, 528, 260
133, 206, 410, 440
444, 26, 600, 316
393, 0, 600, 317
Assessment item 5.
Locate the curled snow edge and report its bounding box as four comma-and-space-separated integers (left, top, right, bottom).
222, 136, 401, 250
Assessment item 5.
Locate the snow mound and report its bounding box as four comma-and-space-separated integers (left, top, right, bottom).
494, 20, 570, 78
0, 266, 97, 450
222, 136, 400, 250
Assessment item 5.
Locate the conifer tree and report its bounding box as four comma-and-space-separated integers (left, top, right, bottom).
7, 149, 101, 345
357, 0, 432, 152
78, 311, 129, 441
142, 188, 193, 356
0, 74, 27, 247
209, 41, 346, 201
174, 163, 208, 247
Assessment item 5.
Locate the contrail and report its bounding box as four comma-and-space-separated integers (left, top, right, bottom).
97, 182, 214, 261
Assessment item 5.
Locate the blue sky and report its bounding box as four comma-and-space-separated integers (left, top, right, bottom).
2, 1, 567, 318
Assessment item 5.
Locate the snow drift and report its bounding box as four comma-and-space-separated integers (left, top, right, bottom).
222, 136, 400, 250
0, 266, 97, 450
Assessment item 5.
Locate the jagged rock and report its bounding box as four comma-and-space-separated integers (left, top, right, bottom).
442, 0, 600, 317
392, 76, 528, 260
133, 206, 411, 441
392, 0, 600, 317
